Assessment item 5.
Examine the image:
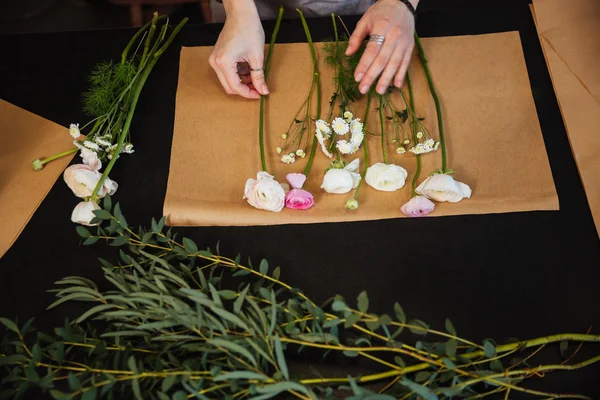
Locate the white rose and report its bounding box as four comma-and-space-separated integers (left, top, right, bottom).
365, 163, 408, 192
63, 164, 118, 198
80, 148, 102, 171
71, 201, 101, 226
243, 171, 286, 212
321, 159, 361, 194
415, 173, 472, 203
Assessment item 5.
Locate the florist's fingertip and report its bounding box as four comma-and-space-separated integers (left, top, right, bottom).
360, 84, 369, 94
377, 85, 387, 94
395, 80, 403, 88
355, 72, 364, 82
261, 84, 269, 95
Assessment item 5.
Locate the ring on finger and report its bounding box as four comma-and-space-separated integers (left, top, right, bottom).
368, 34, 385, 47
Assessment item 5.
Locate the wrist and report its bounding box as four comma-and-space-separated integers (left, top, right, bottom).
223, 0, 258, 18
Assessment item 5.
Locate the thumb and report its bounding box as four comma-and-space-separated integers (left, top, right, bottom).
346, 20, 368, 56
249, 53, 269, 95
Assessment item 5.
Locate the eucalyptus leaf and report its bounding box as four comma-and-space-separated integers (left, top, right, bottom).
357, 291, 369, 313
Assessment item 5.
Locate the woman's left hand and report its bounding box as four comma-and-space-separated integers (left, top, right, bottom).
346, 0, 417, 95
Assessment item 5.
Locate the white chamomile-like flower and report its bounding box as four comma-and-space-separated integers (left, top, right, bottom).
124, 143, 134, 154
296, 149, 306, 158
416, 131, 423, 139
410, 144, 426, 155
332, 117, 350, 135
434, 141, 440, 150
282, 133, 288, 139
424, 138, 435, 149
281, 153, 296, 164
350, 129, 364, 147
276, 147, 283, 154
83, 141, 100, 151
350, 119, 363, 135
343, 111, 353, 122
73, 140, 84, 150
95, 138, 112, 148
336, 140, 357, 155
320, 143, 333, 158
69, 123, 81, 139
316, 119, 331, 136
404, 139, 410, 145
396, 147, 406, 154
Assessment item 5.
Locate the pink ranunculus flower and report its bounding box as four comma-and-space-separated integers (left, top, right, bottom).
63, 164, 118, 199
286, 173, 307, 189
243, 171, 286, 212
400, 195, 436, 217
285, 189, 314, 210
71, 200, 101, 226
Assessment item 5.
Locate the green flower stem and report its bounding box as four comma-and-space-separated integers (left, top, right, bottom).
258, 6, 284, 173
352, 92, 372, 200
378, 94, 388, 164
121, 15, 166, 64
33, 147, 78, 169
297, 9, 321, 177
91, 18, 189, 200
405, 73, 421, 196
415, 33, 446, 172
139, 13, 159, 69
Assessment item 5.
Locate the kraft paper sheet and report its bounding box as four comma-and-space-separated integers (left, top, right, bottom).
531, 0, 600, 237
164, 32, 558, 226
0, 99, 76, 257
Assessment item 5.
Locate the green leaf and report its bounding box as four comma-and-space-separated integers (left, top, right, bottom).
0, 354, 29, 365
366, 320, 380, 331
234, 285, 249, 315
490, 359, 504, 373
233, 269, 251, 277
445, 318, 457, 336
272, 266, 281, 280
343, 350, 359, 357
219, 290, 238, 300
82, 388, 97, 400
344, 313, 361, 328
394, 356, 406, 368
208, 338, 257, 366
162, 374, 176, 393
32, 343, 41, 363
378, 314, 392, 325
47, 292, 97, 310
443, 357, 457, 369
141, 232, 153, 244
214, 371, 269, 382
68, 373, 82, 391
92, 209, 112, 220
559, 341, 568, 357
268, 290, 277, 336
208, 283, 223, 308
274, 335, 289, 380
132, 377, 142, 400
446, 339, 457, 358
110, 235, 129, 247
0, 318, 18, 333
357, 291, 369, 313
83, 236, 99, 246
256, 382, 310, 396
183, 238, 198, 255
484, 340, 497, 358
151, 218, 159, 233
75, 304, 118, 324
415, 371, 431, 383
259, 259, 269, 275
399, 378, 438, 400
408, 319, 429, 335
76, 226, 91, 238
172, 391, 188, 400
210, 307, 251, 332
394, 302, 406, 323
128, 356, 139, 373
103, 195, 112, 211
332, 301, 346, 312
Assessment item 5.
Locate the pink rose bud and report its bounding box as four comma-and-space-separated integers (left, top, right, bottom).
285, 189, 315, 210
400, 195, 435, 217
286, 173, 307, 189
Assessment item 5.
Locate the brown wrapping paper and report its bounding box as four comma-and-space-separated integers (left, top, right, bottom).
532, 0, 600, 236
0, 100, 76, 257
164, 32, 558, 226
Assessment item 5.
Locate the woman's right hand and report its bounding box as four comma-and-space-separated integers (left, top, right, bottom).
209, 0, 268, 99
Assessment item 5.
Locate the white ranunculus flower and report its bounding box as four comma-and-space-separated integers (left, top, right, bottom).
332, 117, 350, 135
243, 171, 286, 212
365, 163, 408, 192
321, 159, 361, 194
71, 201, 101, 226
336, 140, 357, 155
415, 173, 472, 203
63, 164, 118, 198
80, 148, 101, 171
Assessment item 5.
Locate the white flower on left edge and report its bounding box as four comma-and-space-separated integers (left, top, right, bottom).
416, 173, 471, 203
71, 201, 101, 226
243, 171, 287, 212
63, 164, 118, 198
69, 123, 81, 139
365, 163, 408, 192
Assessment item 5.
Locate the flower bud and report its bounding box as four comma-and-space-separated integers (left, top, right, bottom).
345, 199, 359, 210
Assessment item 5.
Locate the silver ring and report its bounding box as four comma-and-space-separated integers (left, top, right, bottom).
250, 67, 263, 72
368, 34, 385, 46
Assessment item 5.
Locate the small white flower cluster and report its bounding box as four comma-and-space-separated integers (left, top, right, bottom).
70, 123, 135, 160
281, 153, 296, 164
315, 111, 365, 158
409, 137, 439, 155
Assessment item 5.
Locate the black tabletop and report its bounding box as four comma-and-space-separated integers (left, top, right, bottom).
1, 0, 599, 397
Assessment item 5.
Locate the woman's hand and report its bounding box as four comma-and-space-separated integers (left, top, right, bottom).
209, 0, 267, 99
346, 0, 418, 95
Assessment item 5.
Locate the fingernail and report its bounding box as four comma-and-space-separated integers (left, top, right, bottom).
377, 85, 386, 94
395, 80, 402, 88
355, 73, 364, 82
360, 85, 369, 94
261, 85, 269, 95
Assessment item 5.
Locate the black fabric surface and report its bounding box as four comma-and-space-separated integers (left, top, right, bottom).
1, 0, 599, 397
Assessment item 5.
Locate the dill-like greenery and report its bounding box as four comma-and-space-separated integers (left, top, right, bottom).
82, 59, 137, 117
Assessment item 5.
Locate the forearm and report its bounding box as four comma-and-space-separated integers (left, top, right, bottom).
222, 0, 259, 18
